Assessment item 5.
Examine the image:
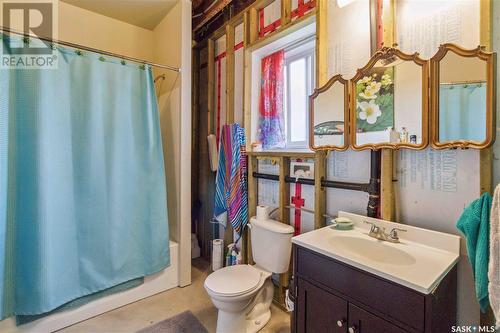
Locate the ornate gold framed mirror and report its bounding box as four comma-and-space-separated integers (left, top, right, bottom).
309, 74, 349, 151
349, 47, 429, 150
430, 44, 496, 149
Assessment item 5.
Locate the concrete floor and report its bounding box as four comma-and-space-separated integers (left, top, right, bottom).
59, 259, 291, 333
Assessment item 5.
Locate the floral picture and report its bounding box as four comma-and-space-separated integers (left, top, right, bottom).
356, 67, 394, 132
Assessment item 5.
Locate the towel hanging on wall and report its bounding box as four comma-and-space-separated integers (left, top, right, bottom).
213, 124, 248, 236
456, 192, 492, 313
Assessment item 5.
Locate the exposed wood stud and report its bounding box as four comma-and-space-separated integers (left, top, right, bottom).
244, 11, 251, 48
316, 0, 328, 86
278, 157, 291, 305
479, 1, 494, 326
480, 0, 492, 50
281, 0, 292, 28
382, 0, 395, 47
380, 149, 395, 221
226, 25, 236, 124
207, 39, 215, 133
243, 44, 253, 150
249, 8, 259, 44
480, 149, 493, 195
245, 155, 258, 264
379, 0, 396, 221
314, 151, 326, 229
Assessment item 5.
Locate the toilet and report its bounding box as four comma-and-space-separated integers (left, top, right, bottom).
204, 217, 295, 333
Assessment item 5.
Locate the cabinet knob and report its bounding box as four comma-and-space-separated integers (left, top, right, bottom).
348, 325, 357, 333
336, 319, 345, 327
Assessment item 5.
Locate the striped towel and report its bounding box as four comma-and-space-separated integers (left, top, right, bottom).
213, 124, 248, 236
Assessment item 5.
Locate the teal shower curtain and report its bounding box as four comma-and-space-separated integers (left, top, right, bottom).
0, 35, 169, 320
439, 83, 486, 142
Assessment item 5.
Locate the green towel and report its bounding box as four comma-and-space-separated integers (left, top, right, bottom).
456, 192, 491, 313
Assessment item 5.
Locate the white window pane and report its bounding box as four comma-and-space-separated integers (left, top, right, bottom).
289, 58, 307, 142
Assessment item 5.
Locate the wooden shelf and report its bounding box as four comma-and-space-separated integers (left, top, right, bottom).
247, 151, 316, 158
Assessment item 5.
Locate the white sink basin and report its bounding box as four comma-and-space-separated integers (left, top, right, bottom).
292, 212, 460, 294
329, 236, 417, 266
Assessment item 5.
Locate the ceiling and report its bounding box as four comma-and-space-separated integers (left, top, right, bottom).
61, 0, 178, 30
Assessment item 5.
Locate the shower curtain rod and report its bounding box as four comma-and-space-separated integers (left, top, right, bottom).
0, 27, 181, 72
440, 80, 486, 85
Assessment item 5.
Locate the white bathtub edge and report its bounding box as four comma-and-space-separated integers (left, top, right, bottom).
0, 241, 179, 333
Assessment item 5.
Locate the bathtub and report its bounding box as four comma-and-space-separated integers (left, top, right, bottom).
0, 240, 179, 333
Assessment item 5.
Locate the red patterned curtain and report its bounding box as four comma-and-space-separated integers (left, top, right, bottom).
259, 50, 285, 149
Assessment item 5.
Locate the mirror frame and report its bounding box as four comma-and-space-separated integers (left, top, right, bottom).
309, 74, 349, 151
349, 47, 429, 150
430, 43, 496, 150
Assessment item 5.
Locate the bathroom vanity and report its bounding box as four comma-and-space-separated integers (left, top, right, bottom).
291, 212, 460, 333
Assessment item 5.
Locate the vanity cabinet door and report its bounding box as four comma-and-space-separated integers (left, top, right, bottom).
348, 304, 407, 333
296, 278, 348, 333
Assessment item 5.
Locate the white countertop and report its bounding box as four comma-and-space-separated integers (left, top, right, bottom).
292, 212, 461, 294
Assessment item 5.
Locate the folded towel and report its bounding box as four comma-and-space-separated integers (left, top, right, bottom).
489, 185, 500, 328
457, 192, 492, 313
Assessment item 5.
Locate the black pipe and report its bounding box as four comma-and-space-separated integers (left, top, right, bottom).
367, 151, 381, 218
252, 172, 371, 193
252, 151, 382, 218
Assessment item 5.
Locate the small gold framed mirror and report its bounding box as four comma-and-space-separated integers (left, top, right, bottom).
309, 75, 349, 151
430, 44, 496, 149
350, 47, 429, 150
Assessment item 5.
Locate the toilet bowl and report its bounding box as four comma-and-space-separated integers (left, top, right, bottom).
204, 217, 295, 333
205, 264, 274, 333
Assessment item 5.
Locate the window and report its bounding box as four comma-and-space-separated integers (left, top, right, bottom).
284, 40, 315, 149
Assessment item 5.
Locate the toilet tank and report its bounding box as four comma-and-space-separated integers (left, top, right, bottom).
250, 217, 295, 274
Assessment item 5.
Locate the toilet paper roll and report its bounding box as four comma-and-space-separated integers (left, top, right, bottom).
212, 239, 224, 271
256, 205, 270, 221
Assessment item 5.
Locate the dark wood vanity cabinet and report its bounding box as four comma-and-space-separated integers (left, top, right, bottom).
292, 245, 457, 333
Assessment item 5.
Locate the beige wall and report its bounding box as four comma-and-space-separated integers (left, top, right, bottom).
153, 2, 183, 245
5, 1, 155, 61
57, 2, 155, 61
153, 0, 192, 286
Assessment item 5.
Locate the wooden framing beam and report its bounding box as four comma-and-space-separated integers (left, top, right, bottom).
226, 24, 236, 124
249, 7, 259, 44
380, 0, 396, 221
479, 0, 494, 325
382, 0, 395, 47
316, 0, 328, 86
314, 151, 326, 229
207, 39, 215, 134
278, 157, 291, 304
380, 150, 395, 221
479, 0, 493, 195
245, 155, 258, 264
243, 43, 253, 150
281, 0, 292, 28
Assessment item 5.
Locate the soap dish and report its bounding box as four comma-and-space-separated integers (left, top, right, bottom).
333, 221, 354, 230
330, 217, 354, 230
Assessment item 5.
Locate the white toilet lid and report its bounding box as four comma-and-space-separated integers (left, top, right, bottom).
205, 265, 262, 296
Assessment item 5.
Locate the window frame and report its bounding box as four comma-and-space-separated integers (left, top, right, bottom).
284, 43, 315, 149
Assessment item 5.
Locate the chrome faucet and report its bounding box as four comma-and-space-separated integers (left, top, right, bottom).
364, 221, 406, 243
